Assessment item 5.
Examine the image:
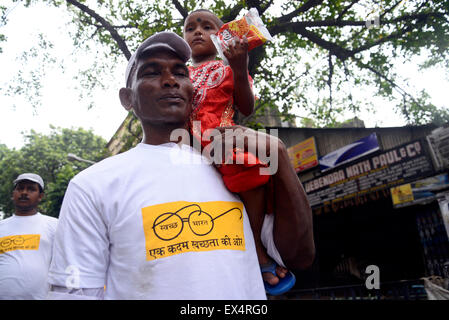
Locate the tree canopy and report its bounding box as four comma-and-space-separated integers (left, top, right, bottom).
2, 0, 449, 127
0, 127, 109, 218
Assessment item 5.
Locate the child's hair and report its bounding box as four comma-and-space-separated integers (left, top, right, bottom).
184, 9, 224, 29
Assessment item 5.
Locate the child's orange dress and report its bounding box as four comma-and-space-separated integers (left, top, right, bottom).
189, 60, 270, 193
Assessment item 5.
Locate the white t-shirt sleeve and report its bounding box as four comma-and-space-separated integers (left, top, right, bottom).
261, 213, 286, 268
48, 181, 109, 289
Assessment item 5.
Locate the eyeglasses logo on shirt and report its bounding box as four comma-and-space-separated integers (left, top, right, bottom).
142, 201, 245, 261
0, 234, 40, 254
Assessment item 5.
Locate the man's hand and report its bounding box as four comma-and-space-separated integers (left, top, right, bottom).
208, 125, 279, 171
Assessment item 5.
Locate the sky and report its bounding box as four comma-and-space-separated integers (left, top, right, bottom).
0, 3, 448, 150
0, 3, 128, 150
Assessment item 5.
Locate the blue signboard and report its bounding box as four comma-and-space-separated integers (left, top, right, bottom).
319, 133, 380, 172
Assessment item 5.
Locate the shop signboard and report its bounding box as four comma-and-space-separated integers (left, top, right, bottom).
304, 139, 435, 211
319, 133, 379, 172
391, 184, 414, 206
390, 173, 449, 208
287, 137, 319, 173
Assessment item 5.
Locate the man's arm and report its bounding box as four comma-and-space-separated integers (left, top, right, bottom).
271, 139, 315, 270
214, 125, 315, 270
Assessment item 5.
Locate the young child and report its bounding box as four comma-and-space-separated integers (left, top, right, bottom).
183, 9, 295, 295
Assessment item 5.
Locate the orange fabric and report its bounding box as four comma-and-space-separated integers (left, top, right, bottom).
188, 60, 270, 194
217, 156, 270, 193
189, 60, 239, 131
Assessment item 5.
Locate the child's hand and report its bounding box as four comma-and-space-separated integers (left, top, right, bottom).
223, 36, 249, 73
222, 36, 254, 116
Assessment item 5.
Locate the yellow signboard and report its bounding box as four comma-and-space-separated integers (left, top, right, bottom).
287, 137, 319, 173
390, 184, 414, 205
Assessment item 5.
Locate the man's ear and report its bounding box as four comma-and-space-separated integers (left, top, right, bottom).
119, 88, 133, 111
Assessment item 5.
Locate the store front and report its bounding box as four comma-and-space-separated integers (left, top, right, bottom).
313, 194, 427, 287
281, 125, 449, 296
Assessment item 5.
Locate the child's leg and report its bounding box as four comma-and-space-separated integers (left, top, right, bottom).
239, 186, 287, 285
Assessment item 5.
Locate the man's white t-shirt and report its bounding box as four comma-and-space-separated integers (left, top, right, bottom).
48, 143, 272, 299
0, 213, 58, 299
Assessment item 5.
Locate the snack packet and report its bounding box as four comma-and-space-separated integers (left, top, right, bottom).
210, 8, 273, 64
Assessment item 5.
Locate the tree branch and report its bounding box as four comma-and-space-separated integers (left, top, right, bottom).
342, 1, 430, 49
337, 0, 361, 21
272, 10, 445, 31
385, 11, 445, 25
350, 24, 414, 55
270, 23, 353, 61
278, 0, 324, 23
260, 0, 275, 15
221, 3, 245, 23
65, 0, 131, 60
272, 20, 366, 31
171, 0, 188, 19
246, 0, 263, 14
80, 17, 137, 30
270, 10, 445, 61
380, 0, 404, 19
352, 56, 424, 111
350, 11, 443, 55
95, 24, 137, 29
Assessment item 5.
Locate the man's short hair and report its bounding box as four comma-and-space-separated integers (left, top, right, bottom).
125, 32, 191, 88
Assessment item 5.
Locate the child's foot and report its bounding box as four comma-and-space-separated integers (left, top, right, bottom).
261, 263, 288, 285
260, 260, 296, 295
253, 238, 295, 295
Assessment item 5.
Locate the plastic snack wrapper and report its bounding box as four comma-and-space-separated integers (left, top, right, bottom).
210, 8, 273, 65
